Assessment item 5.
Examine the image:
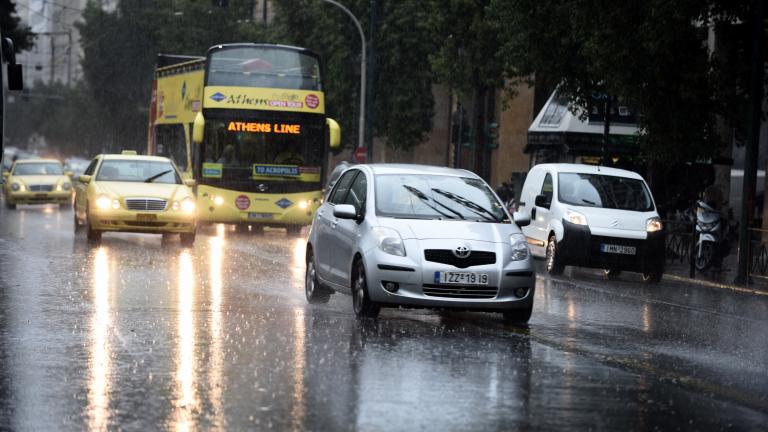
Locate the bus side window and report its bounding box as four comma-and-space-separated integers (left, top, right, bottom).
156, 124, 187, 171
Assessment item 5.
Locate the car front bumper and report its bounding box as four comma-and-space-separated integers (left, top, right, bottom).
7, 190, 72, 204
364, 239, 535, 312
89, 207, 196, 234
558, 220, 665, 273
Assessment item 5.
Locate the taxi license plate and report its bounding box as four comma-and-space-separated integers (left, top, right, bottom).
600, 244, 636, 255
35, 193, 47, 197
434, 271, 488, 285
137, 213, 157, 222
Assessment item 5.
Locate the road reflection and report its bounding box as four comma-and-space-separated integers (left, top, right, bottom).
208, 232, 225, 430
172, 251, 198, 431
88, 247, 112, 431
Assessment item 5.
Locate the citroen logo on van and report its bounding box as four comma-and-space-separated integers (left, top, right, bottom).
453, 244, 471, 259
610, 218, 620, 227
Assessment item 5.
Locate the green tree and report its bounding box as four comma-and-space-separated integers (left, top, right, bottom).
1, 0, 35, 52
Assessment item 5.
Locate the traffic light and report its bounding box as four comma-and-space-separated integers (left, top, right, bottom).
485, 122, 499, 149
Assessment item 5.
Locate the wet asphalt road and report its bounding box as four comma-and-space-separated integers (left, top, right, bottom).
0, 204, 767, 431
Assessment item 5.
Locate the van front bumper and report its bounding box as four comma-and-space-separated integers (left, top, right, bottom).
558, 220, 665, 273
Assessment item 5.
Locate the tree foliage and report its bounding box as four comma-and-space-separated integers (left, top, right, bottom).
0, 0, 35, 52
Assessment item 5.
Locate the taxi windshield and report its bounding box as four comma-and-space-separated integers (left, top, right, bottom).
13, 163, 63, 176
96, 160, 181, 184
375, 174, 508, 222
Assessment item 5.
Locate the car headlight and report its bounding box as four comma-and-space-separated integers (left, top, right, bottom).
646, 217, 663, 232
11, 182, 20, 192
62, 182, 71, 191
96, 195, 119, 210
181, 198, 195, 213
566, 209, 587, 225
372, 227, 406, 256
510, 233, 529, 261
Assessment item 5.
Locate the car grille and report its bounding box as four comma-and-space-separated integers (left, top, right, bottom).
424, 249, 496, 269
125, 198, 167, 211
29, 184, 53, 192
422, 284, 498, 299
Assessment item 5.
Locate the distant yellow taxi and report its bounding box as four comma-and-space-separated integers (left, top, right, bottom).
2, 159, 73, 209
73, 152, 197, 245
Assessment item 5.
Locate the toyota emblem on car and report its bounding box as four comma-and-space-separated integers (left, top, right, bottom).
453, 245, 471, 258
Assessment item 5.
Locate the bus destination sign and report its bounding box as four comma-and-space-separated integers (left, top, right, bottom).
228, 121, 301, 134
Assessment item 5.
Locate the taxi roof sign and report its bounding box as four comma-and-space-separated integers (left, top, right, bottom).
121, 150, 138, 155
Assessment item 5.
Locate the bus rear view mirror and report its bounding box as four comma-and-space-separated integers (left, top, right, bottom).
192, 112, 205, 144
7, 64, 22, 91
327, 118, 340, 150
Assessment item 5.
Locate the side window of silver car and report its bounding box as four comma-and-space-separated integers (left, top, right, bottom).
329, 170, 358, 205
344, 172, 367, 215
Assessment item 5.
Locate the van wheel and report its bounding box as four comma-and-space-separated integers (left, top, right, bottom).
545, 235, 565, 275
605, 268, 622, 280
642, 271, 663, 284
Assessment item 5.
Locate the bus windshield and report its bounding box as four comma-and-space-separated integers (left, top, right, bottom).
199, 114, 324, 193
207, 47, 321, 91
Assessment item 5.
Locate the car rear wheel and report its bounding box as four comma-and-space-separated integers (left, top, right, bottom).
502, 306, 532, 324
85, 208, 101, 242
180, 232, 196, 247
546, 235, 565, 275
305, 250, 331, 304
352, 259, 380, 318
605, 268, 622, 279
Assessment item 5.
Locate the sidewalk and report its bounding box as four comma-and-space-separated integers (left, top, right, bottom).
663, 251, 768, 296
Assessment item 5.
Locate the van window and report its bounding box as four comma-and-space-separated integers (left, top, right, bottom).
541, 173, 553, 203
558, 173, 654, 212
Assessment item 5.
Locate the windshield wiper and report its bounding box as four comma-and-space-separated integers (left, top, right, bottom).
581, 198, 597, 206
402, 185, 463, 220
144, 170, 173, 183
430, 188, 503, 222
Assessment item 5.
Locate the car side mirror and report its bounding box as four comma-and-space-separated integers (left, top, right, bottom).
64, 171, 74, 177
79, 175, 91, 184
2, 172, 9, 179
184, 178, 196, 187
535, 194, 550, 209
333, 204, 358, 220
513, 211, 531, 227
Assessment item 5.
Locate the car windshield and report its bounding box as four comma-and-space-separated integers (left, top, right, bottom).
375, 174, 508, 222
13, 163, 63, 176
558, 172, 654, 212
96, 159, 181, 184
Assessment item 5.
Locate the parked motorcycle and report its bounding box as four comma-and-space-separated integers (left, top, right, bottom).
694, 200, 734, 271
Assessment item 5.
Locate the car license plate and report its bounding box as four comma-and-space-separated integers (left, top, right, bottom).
248, 212, 274, 220
35, 193, 47, 197
434, 271, 489, 285
137, 213, 157, 221
600, 244, 636, 255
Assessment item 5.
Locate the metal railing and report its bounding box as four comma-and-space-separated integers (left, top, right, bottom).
663, 219, 696, 278
747, 227, 768, 280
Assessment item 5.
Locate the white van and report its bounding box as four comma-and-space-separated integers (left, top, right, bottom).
518, 163, 665, 283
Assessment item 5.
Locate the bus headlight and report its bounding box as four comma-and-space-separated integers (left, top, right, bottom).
298, 199, 313, 210
210, 195, 224, 206
181, 198, 195, 213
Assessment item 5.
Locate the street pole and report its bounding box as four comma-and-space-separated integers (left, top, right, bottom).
735, 0, 765, 285
318, 0, 366, 154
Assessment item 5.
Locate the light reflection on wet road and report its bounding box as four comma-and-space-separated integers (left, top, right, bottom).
0, 204, 767, 430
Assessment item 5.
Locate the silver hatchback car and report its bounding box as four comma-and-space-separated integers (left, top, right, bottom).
305, 164, 535, 322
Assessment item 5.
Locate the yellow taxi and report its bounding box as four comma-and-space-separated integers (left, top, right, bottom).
2, 159, 73, 209
73, 152, 197, 245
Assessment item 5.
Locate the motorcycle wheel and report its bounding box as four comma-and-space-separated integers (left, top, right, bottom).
695, 242, 715, 271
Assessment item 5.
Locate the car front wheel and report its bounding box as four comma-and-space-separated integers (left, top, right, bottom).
305, 250, 331, 304
502, 306, 532, 324
352, 260, 380, 318
85, 208, 101, 242
180, 231, 196, 247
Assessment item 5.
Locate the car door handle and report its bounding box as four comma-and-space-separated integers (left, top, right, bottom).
531, 207, 537, 220
331, 219, 339, 229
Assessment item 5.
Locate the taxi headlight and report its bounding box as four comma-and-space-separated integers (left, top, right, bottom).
646, 217, 663, 232
372, 227, 406, 257
96, 195, 112, 209
11, 182, 20, 192
181, 198, 195, 213
111, 199, 120, 210
567, 209, 587, 225
509, 233, 530, 261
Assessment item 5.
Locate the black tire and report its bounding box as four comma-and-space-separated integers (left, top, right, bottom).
545, 234, 565, 275
305, 250, 331, 304
502, 306, 532, 324
5, 201, 15, 210
180, 231, 196, 247
286, 224, 303, 236
641, 271, 663, 284
235, 223, 250, 234
352, 259, 380, 318
85, 209, 101, 242
59, 202, 70, 210
605, 268, 622, 280
694, 242, 714, 271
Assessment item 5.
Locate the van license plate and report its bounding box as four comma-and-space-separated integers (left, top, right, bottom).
435, 272, 488, 285
600, 244, 636, 255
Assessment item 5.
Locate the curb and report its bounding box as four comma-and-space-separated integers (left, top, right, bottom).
663, 273, 768, 297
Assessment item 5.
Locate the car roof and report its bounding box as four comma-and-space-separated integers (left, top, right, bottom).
15, 158, 60, 164
100, 154, 172, 162
534, 163, 644, 180
364, 164, 480, 179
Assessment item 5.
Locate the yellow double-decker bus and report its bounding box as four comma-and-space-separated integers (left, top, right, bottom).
148, 43, 340, 234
